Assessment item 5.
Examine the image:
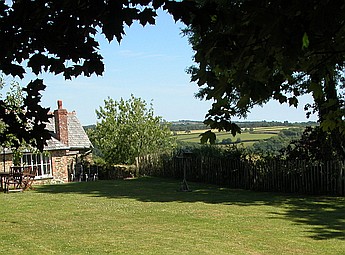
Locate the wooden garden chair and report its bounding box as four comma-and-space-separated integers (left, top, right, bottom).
4, 167, 24, 193
21, 166, 37, 191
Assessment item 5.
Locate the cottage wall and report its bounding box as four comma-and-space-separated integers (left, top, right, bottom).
0, 154, 13, 172
50, 150, 78, 183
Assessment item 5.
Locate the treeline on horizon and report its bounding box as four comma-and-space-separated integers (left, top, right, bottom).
169, 120, 317, 132
84, 120, 317, 132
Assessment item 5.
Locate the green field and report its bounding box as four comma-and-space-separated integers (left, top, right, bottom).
176, 126, 291, 146
1, 177, 344, 254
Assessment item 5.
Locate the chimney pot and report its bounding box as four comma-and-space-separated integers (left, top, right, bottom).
57, 100, 63, 109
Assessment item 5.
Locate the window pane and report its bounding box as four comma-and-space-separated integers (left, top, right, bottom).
37, 154, 41, 164
32, 155, 37, 165
21, 153, 51, 178
47, 164, 51, 175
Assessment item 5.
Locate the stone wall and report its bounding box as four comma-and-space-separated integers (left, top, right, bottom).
50, 150, 78, 183
0, 154, 13, 172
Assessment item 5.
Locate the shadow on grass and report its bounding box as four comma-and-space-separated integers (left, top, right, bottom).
270, 197, 345, 240
35, 177, 345, 240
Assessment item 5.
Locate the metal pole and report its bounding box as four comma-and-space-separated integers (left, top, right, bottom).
3, 147, 5, 172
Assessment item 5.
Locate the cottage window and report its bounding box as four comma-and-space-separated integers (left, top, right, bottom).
22, 153, 52, 179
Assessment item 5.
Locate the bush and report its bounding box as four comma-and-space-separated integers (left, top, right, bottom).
221, 138, 232, 144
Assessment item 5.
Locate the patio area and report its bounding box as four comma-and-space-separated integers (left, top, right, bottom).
0, 166, 36, 193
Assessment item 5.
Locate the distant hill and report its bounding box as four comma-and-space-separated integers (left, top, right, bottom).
169, 120, 317, 132
84, 120, 317, 132
83, 124, 95, 131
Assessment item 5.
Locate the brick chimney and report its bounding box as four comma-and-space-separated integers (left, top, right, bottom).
54, 100, 69, 146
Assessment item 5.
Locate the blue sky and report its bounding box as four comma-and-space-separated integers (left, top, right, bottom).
5, 9, 317, 125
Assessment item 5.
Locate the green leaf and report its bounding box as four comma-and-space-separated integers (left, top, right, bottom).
138, 8, 156, 26
288, 97, 298, 107
302, 32, 309, 49
308, 82, 323, 99
199, 130, 216, 144
152, 0, 166, 9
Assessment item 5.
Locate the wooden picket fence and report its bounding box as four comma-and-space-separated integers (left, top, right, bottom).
136, 154, 345, 196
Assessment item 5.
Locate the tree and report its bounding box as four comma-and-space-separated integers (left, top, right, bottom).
88, 95, 176, 165
0, 79, 46, 164
0, 0, 192, 149
251, 128, 304, 157
280, 126, 343, 161
0, 79, 25, 146
184, 0, 345, 146
0, 77, 51, 151
2, 0, 345, 153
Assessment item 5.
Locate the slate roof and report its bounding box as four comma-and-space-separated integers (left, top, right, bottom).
44, 136, 70, 150
46, 112, 93, 151
0, 136, 69, 154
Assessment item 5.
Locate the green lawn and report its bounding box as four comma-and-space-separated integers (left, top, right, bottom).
1, 177, 345, 254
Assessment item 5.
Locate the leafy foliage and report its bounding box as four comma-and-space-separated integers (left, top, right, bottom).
2, 0, 345, 153
184, 0, 345, 143
170, 120, 208, 131
250, 128, 304, 157
0, 78, 51, 151
199, 130, 216, 144
88, 95, 176, 165
176, 140, 247, 160
0, 0, 195, 79
280, 126, 345, 161
0, 0, 192, 148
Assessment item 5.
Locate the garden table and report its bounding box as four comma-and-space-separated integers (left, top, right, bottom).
3, 166, 25, 193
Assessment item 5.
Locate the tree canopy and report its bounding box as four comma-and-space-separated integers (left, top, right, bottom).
0, 77, 50, 151
88, 95, 175, 165
0, 0, 192, 150
184, 0, 345, 143
1, 0, 344, 154
0, 0, 195, 79
251, 128, 304, 157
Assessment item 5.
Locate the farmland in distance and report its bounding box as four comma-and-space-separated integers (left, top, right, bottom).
175, 126, 294, 146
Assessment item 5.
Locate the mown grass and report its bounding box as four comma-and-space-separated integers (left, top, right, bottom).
1, 177, 345, 254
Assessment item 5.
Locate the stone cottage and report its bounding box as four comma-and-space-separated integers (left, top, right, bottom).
1, 100, 93, 183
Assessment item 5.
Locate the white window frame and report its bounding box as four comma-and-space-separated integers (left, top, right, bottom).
21, 152, 53, 179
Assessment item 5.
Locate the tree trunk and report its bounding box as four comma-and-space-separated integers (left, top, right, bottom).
313, 71, 345, 159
